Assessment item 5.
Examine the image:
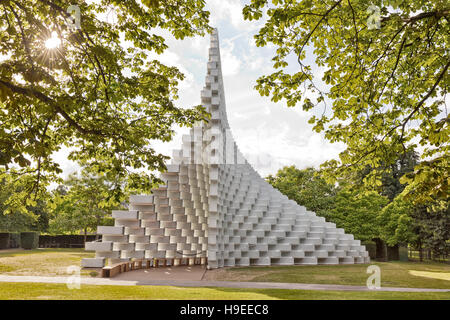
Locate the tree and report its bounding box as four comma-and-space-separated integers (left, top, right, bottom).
328, 188, 389, 243
408, 203, 450, 261
375, 151, 418, 258
266, 166, 390, 257
380, 150, 419, 201
243, 0, 449, 204
341, 150, 419, 258
266, 166, 337, 217
0, 1, 211, 213
377, 198, 416, 247
267, 162, 448, 261
49, 169, 126, 240
0, 171, 50, 232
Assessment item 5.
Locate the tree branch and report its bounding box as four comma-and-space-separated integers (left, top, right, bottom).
0, 79, 106, 137
381, 10, 450, 24
297, 0, 342, 60
399, 59, 450, 139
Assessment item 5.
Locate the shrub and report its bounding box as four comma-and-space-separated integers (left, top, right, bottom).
0, 233, 10, 249
399, 246, 409, 261
20, 232, 39, 249
9, 233, 21, 248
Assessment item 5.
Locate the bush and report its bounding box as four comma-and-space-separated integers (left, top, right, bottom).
0, 233, 10, 249
20, 232, 39, 249
9, 233, 21, 248
399, 246, 409, 261
39, 235, 97, 248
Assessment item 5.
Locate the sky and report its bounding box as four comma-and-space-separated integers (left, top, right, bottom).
54, 0, 347, 180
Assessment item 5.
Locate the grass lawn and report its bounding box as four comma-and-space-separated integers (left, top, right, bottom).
1, 248, 449, 299
0, 248, 96, 277
0, 282, 448, 300
205, 261, 450, 289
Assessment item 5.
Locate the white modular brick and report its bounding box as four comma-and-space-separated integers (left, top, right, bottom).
129, 195, 154, 205
112, 210, 138, 220
84, 28, 369, 270
85, 241, 112, 252
81, 258, 105, 268
97, 226, 124, 235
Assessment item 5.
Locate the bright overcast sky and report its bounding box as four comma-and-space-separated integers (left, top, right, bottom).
54, 0, 347, 180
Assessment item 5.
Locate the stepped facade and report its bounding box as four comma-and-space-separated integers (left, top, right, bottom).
82, 29, 370, 269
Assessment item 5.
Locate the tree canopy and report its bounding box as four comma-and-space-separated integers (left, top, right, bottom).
266, 166, 337, 217
329, 188, 389, 242
49, 169, 125, 236
377, 198, 416, 246
0, 172, 49, 231
243, 0, 449, 204
0, 0, 211, 212
267, 164, 448, 259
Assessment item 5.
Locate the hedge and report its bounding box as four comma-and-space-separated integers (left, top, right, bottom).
0, 233, 10, 249
0, 233, 96, 250
39, 235, 98, 248
20, 232, 39, 250
9, 233, 21, 248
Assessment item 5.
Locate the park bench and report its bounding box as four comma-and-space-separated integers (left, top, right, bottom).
101, 257, 208, 278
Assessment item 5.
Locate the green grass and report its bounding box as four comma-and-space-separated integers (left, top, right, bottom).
1, 249, 449, 300
0, 248, 95, 276
0, 265, 15, 273
1, 248, 449, 300
0, 248, 91, 258
0, 282, 448, 300
207, 261, 450, 289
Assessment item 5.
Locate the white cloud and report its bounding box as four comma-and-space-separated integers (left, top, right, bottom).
207, 0, 248, 29
189, 35, 210, 54
222, 68, 345, 176
220, 40, 241, 76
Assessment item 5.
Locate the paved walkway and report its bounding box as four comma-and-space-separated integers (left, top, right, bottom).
112, 265, 207, 281
0, 274, 448, 292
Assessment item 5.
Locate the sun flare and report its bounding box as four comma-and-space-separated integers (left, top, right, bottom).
45, 31, 61, 49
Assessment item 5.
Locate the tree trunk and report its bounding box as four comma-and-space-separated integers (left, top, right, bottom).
84, 228, 87, 244
95, 214, 102, 241
373, 238, 387, 261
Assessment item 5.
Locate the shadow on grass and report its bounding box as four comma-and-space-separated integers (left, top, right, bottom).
208, 286, 450, 300
215, 261, 450, 289
68, 253, 94, 258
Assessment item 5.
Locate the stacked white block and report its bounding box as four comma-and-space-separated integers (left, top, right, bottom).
82, 29, 370, 269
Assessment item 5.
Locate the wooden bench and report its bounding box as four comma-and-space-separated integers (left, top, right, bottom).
101, 262, 125, 278
101, 257, 208, 278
